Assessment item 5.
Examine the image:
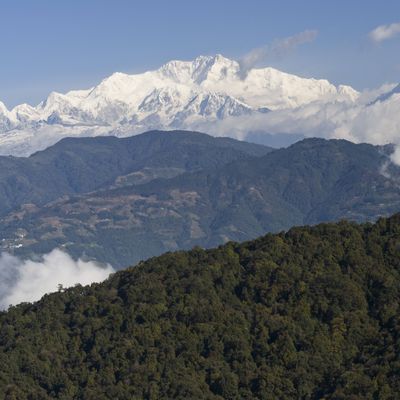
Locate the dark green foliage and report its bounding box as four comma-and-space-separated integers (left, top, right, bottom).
0, 130, 272, 216
0, 215, 400, 398
4, 137, 400, 268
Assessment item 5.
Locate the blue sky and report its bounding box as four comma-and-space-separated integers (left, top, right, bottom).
1, 0, 400, 107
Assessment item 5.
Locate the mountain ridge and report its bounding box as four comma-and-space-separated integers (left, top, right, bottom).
2, 133, 399, 268
0, 130, 272, 217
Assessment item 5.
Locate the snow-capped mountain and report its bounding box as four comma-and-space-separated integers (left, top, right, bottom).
0, 54, 361, 156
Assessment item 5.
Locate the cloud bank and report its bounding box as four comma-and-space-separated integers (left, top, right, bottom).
238, 30, 318, 79
369, 22, 400, 43
0, 249, 114, 309
189, 83, 400, 162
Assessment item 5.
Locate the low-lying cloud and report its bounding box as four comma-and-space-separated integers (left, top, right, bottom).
0, 249, 114, 310
188, 83, 400, 164
238, 30, 318, 79
369, 22, 400, 43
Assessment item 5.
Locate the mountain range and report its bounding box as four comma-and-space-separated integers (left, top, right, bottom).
1, 58, 400, 399
0, 54, 380, 156
1, 130, 399, 267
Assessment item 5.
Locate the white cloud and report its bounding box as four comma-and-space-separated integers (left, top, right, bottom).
238, 30, 318, 79
390, 145, 400, 165
0, 124, 112, 157
190, 86, 400, 164
0, 249, 114, 309
369, 22, 400, 43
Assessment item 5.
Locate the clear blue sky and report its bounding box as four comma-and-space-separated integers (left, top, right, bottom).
1, 0, 400, 107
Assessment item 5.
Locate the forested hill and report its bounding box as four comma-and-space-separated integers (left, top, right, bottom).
4, 136, 399, 268
1, 214, 400, 399
0, 129, 271, 216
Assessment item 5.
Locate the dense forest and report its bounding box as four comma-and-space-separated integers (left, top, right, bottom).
0, 214, 400, 399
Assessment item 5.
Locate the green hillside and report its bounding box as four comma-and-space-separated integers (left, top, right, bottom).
0, 214, 399, 399
3, 137, 400, 268
0, 130, 271, 216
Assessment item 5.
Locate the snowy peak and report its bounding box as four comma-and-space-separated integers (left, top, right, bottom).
337, 85, 360, 101
1, 53, 358, 130
0, 102, 13, 132
157, 54, 237, 84
0, 101, 8, 114
192, 54, 238, 84
0, 54, 362, 156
